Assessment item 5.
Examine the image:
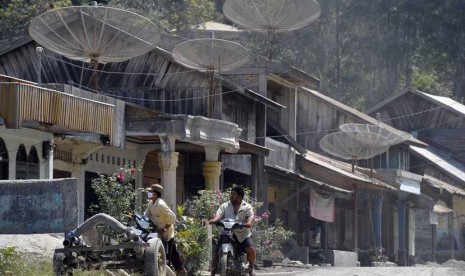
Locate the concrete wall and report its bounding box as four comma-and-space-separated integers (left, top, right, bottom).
0, 126, 53, 179
54, 142, 154, 224
0, 178, 78, 234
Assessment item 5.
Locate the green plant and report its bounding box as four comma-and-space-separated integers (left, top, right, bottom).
175, 206, 209, 276
252, 217, 294, 261
89, 163, 140, 225
0, 246, 21, 274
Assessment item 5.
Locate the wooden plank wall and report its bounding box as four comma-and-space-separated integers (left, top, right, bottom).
223, 91, 255, 142
373, 93, 465, 132
0, 41, 265, 142
296, 88, 359, 152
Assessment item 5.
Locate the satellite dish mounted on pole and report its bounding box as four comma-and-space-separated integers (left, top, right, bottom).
223, 0, 321, 59
172, 33, 249, 118
29, 3, 161, 92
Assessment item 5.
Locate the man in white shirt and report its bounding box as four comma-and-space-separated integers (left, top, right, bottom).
145, 183, 186, 275
209, 186, 256, 276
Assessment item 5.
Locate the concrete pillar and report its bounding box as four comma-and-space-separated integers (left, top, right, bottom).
158, 152, 178, 211
203, 162, 222, 190
158, 136, 178, 210
45, 139, 54, 179
397, 197, 408, 266
71, 164, 84, 224
373, 192, 383, 250
203, 146, 221, 190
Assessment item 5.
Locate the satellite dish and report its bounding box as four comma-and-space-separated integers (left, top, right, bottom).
319, 131, 391, 172
223, 0, 321, 33
172, 37, 249, 118
29, 5, 161, 90
172, 38, 249, 73
339, 123, 413, 146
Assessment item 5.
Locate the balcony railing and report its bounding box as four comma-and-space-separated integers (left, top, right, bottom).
0, 82, 115, 144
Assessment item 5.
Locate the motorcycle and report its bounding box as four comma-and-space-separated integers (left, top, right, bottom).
214, 219, 247, 276
130, 214, 159, 242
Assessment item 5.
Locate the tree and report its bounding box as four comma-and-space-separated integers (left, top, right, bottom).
108, 0, 221, 32
0, 0, 72, 40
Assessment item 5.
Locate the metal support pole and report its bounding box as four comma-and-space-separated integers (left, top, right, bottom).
36, 47, 44, 86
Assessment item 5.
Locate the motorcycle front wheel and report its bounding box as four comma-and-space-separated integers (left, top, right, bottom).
220, 252, 232, 276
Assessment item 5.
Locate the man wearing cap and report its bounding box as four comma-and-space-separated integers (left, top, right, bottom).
145, 183, 186, 275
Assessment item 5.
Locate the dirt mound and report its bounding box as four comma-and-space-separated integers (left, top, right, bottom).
442, 259, 465, 269
0, 233, 64, 259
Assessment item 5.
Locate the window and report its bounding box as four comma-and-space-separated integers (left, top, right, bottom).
16, 145, 41, 179
0, 138, 8, 180
16, 144, 28, 179
28, 146, 40, 179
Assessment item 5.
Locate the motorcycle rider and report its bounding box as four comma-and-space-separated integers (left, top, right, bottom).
209, 186, 256, 276
144, 183, 187, 275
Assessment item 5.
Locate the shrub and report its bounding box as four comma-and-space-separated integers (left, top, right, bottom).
175, 206, 209, 276
252, 217, 294, 261
89, 163, 140, 225
0, 246, 21, 274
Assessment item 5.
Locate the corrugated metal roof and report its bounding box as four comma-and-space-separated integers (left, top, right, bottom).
419, 92, 465, 116
269, 165, 353, 193
366, 88, 465, 118
422, 175, 465, 197
410, 145, 465, 183
302, 151, 397, 190
191, 21, 241, 32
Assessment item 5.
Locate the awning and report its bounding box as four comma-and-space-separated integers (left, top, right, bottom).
375, 169, 422, 195
433, 204, 453, 214
409, 193, 435, 210
300, 151, 397, 191
410, 145, 465, 183
268, 166, 352, 194
238, 139, 272, 156
422, 175, 465, 197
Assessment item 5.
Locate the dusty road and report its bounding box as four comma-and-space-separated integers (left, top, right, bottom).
293, 267, 465, 276
208, 266, 465, 276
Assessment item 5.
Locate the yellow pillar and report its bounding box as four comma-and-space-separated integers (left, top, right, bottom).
203, 161, 222, 190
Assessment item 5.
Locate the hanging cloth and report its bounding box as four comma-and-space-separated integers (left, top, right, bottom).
310, 187, 335, 222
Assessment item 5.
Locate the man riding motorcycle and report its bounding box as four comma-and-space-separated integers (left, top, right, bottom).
209, 186, 256, 276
